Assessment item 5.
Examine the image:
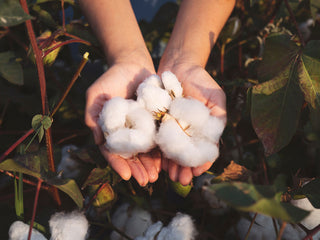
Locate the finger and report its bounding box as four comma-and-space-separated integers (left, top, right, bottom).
99, 145, 131, 180
178, 167, 193, 186
192, 161, 213, 176
161, 156, 169, 172
127, 156, 149, 186
168, 161, 179, 182
139, 150, 160, 183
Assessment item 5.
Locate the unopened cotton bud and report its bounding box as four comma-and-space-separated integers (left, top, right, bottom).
161, 71, 183, 98
9, 221, 47, 240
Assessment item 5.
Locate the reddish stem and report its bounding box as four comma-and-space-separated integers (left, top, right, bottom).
27, 179, 43, 240
61, 0, 66, 31
84, 182, 107, 211
303, 225, 320, 240
42, 38, 91, 58
20, 0, 47, 115
0, 128, 34, 163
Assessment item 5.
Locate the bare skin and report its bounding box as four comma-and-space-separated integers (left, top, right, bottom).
80, 0, 235, 186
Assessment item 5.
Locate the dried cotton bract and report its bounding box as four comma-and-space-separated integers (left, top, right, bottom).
99, 97, 156, 158
156, 98, 224, 167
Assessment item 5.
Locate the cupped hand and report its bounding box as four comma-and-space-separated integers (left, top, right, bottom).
159, 63, 227, 186
85, 61, 161, 186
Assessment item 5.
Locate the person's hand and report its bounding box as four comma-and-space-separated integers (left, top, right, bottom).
158, 63, 227, 186
85, 59, 161, 186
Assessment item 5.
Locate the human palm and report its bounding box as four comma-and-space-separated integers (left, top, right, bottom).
85, 62, 161, 186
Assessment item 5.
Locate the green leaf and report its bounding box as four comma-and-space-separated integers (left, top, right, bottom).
35, 0, 75, 5
0, 51, 23, 85
170, 180, 192, 198
82, 166, 115, 189
299, 41, 320, 109
209, 182, 309, 223
49, 178, 84, 209
0, 0, 32, 27
88, 183, 115, 207
31, 114, 43, 130
310, 0, 320, 20
219, 17, 241, 43
0, 159, 41, 179
42, 115, 52, 130
251, 33, 304, 155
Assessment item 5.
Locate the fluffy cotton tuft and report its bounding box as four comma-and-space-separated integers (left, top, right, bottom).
99, 97, 156, 158
291, 197, 320, 230
156, 213, 197, 240
49, 211, 89, 240
57, 145, 80, 179
156, 114, 220, 167
161, 71, 183, 98
110, 204, 152, 240
9, 221, 47, 240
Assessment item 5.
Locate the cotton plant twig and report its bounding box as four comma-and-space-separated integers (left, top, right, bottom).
244, 212, 258, 240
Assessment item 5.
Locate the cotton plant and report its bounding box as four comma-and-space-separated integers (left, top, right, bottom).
99, 71, 225, 167
8, 211, 89, 240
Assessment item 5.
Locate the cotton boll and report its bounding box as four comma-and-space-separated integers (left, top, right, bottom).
98, 97, 130, 134
291, 197, 320, 230
157, 213, 197, 240
49, 211, 89, 240
141, 221, 163, 239
136, 83, 172, 113
199, 116, 225, 144
156, 118, 219, 167
124, 207, 153, 238
9, 221, 47, 240
169, 97, 210, 129
161, 71, 183, 98
110, 203, 130, 240
57, 145, 80, 179
141, 74, 163, 88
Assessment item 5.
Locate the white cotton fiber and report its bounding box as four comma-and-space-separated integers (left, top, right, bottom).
136, 84, 172, 113
124, 207, 153, 238
99, 97, 156, 158
230, 213, 306, 240
291, 197, 320, 230
57, 145, 80, 179
9, 221, 47, 240
156, 118, 219, 167
142, 221, 163, 239
110, 204, 152, 240
161, 71, 183, 98
157, 213, 197, 240
98, 97, 131, 134
169, 97, 210, 129
49, 210, 89, 240
140, 74, 163, 88
199, 116, 225, 143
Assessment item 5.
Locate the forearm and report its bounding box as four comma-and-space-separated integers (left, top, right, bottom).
79, 0, 152, 67
159, 0, 235, 69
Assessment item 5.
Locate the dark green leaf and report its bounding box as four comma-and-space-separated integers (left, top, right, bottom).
251, 61, 304, 155
14, 149, 49, 174
82, 166, 115, 189
31, 4, 57, 28
31, 114, 43, 130
310, 0, 320, 20
219, 17, 241, 43
37, 126, 44, 142
209, 182, 309, 223
35, 0, 75, 5
41, 116, 52, 130
0, 159, 41, 179
0, 0, 32, 27
53, 179, 84, 208
0, 51, 23, 85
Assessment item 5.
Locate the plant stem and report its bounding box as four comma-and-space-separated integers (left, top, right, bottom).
27, 179, 42, 240
50, 52, 89, 118
244, 212, 257, 240
283, 0, 305, 47
20, 0, 47, 115
61, 0, 66, 31
277, 222, 287, 240
303, 224, 320, 240
0, 129, 34, 163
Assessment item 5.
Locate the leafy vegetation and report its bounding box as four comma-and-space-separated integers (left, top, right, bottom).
0, 0, 320, 239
